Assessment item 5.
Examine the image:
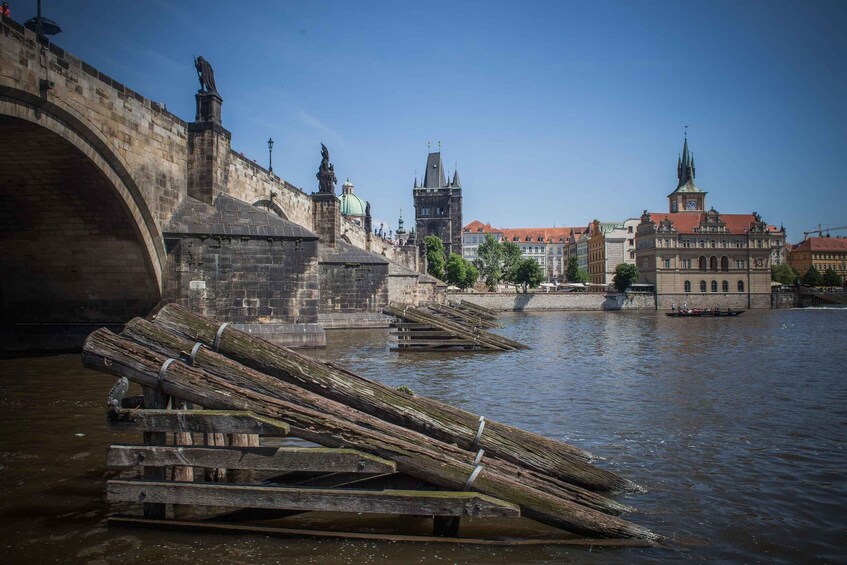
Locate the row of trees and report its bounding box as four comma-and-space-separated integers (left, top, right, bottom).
426, 234, 640, 293
771, 263, 843, 287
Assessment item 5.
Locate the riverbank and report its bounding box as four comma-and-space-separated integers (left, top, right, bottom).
456, 291, 656, 311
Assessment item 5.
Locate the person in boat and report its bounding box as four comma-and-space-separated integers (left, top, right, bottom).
682, 301, 688, 313
671, 302, 676, 312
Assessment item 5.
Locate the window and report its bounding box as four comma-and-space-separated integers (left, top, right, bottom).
738, 280, 744, 292
710, 256, 718, 271
664, 259, 671, 269
722, 280, 729, 292
736, 259, 745, 269
699, 256, 707, 270
628, 226, 633, 233
682, 259, 691, 269
711, 280, 718, 292
700, 280, 707, 292
721, 256, 729, 271
684, 280, 691, 293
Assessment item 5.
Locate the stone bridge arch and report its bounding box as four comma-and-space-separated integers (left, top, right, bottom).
252, 199, 289, 220
0, 93, 163, 325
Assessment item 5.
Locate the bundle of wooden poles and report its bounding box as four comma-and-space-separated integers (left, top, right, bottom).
82, 304, 658, 542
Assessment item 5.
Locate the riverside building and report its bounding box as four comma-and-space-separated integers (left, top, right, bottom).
587, 219, 639, 285
413, 151, 463, 257
635, 137, 784, 309
788, 237, 847, 283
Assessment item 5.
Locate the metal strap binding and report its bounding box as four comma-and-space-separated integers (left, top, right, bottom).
189, 342, 204, 366
213, 322, 230, 352
471, 415, 486, 450
157, 358, 177, 388
473, 448, 485, 466
464, 464, 483, 491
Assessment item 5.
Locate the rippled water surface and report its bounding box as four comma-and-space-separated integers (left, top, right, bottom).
1, 309, 846, 563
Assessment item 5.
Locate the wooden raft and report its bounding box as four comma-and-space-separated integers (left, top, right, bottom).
85, 305, 659, 543
384, 303, 527, 351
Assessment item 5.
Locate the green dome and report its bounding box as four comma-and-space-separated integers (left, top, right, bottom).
340, 192, 367, 217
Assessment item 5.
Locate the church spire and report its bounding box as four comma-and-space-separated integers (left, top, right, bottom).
677, 136, 695, 187
452, 167, 461, 188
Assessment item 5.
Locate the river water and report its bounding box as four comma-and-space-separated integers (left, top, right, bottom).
1, 309, 845, 563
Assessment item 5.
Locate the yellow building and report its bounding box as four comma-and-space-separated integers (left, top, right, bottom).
788, 237, 847, 283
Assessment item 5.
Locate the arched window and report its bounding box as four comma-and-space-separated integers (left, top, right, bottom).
721, 256, 729, 271
699, 256, 707, 271
700, 280, 707, 292
738, 280, 745, 292
710, 256, 718, 271
711, 280, 718, 292
684, 280, 691, 293
722, 280, 729, 292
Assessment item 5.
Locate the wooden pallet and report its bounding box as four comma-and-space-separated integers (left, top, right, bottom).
106, 400, 520, 539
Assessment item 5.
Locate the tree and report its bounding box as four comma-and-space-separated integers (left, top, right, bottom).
501, 240, 523, 284
445, 253, 467, 288
474, 234, 503, 291
462, 262, 480, 290
823, 267, 842, 287
513, 258, 544, 293
565, 256, 580, 282
771, 263, 798, 285
574, 268, 590, 284
802, 265, 822, 287
612, 263, 639, 292
423, 235, 445, 281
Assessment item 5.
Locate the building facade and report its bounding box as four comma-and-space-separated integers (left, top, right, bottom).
788, 237, 847, 283
413, 151, 462, 257
635, 137, 783, 309
587, 219, 639, 285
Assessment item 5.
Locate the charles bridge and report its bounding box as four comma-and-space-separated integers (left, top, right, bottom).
0, 18, 436, 353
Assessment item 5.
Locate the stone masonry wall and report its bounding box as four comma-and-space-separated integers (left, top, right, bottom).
165, 237, 320, 324
319, 264, 389, 314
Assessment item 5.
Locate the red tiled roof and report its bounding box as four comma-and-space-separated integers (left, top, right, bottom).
463, 220, 501, 234
791, 237, 847, 252
500, 227, 576, 243
645, 212, 760, 234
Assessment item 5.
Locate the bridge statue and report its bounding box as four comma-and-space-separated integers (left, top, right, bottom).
316, 143, 337, 194
194, 56, 218, 95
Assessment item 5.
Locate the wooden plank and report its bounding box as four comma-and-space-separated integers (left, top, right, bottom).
107, 517, 658, 548
107, 480, 521, 517
390, 331, 455, 338
107, 409, 290, 436
107, 445, 397, 474
142, 386, 167, 519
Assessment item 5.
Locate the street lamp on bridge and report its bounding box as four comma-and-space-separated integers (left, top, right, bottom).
268, 137, 274, 175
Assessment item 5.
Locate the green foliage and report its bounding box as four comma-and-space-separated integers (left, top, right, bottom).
474, 234, 503, 291
771, 263, 798, 285
566, 256, 581, 282
501, 240, 523, 284
424, 235, 446, 280
463, 262, 480, 290
513, 258, 544, 293
823, 267, 843, 287
612, 263, 639, 292
574, 268, 590, 284
445, 253, 467, 288
396, 385, 415, 396
802, 265, 823, 287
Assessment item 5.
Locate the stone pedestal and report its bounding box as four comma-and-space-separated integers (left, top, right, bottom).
187, 92, 230, 204
312, 192, 341, 248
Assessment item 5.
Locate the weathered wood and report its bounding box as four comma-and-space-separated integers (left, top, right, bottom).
228, 432, 260, 483
123, 317, 630, 502
427, 303, 501, 329
107, 445, 397, 474
457, 300, 500, 320
383, 303, 528, 350
172, 400, 194, 483
83, 328, 656, 540
148, 306, 613, 497
107, 409, 290, 435
433, 515, 461, 537
107, 480, 521, 517
142, 385, 167, 519
107, 516, 659, 547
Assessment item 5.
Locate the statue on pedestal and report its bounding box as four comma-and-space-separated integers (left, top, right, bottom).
316, 143, 337, 194
194, 56, 219, 95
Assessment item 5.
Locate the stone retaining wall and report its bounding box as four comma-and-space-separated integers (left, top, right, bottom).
458, 292, 656, 311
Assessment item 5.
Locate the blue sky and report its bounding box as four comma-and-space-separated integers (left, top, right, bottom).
12, 0, 847, 241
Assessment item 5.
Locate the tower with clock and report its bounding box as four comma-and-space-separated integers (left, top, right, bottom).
667, 135, 707, 213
